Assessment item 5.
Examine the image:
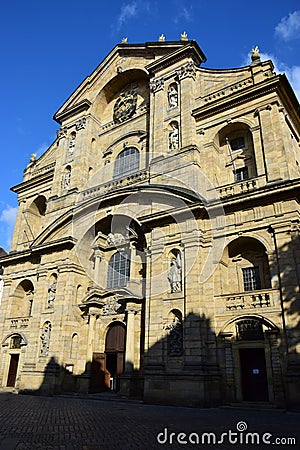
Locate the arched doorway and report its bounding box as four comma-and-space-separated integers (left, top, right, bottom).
105, 322, 126, 392
90, 322, 126, 393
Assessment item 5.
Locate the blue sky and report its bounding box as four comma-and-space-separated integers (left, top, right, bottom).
1, 0, 300, 251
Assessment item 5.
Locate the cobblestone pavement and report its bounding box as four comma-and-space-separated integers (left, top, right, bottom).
0, 392, 299, 450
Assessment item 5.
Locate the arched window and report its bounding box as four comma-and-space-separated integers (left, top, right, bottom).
107, 251, 130, 288
11, 279, 34, 317
114, 147, 139, 178
70, 333, 79, 359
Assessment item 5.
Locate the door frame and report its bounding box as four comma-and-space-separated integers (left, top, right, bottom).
6, 352, 20, 388
232, 341, 273, 402
104, 322, 126, 392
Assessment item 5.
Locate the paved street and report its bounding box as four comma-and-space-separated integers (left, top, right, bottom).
0, 392, 299, 449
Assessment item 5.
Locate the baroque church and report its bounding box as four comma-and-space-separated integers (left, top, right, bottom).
0, 36, 300, 408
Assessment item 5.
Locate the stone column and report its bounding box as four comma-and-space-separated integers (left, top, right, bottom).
124, 304, 139, 372
176, 61, 196, 149
86, 309, 98, 363
93, 249, 104, 286
149, 76, 165, 157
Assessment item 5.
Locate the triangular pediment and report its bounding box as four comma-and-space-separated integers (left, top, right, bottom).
53, 40, 205, 125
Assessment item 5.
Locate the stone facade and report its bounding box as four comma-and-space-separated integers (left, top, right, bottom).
0, 39, 300, 408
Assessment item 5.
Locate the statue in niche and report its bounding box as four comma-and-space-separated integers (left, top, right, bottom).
168, 85, 178, 108
168, 253, 182, 293
47, 279, 57, 308
165, 316, 183, 356
68, 134, 76, 154
40, 322, 52, 357
63, 170, 71, 189
169, 123, 179, 151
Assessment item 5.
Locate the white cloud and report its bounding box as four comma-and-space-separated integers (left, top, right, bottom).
275, 11, 300, 41
0, 206, 18, 228
0, 206, 18, 251
117, 2, 138, 29
260, 52, 300, 101
173, 6, 193, 24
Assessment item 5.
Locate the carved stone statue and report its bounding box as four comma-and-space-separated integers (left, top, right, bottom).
158, 34, 165, 42
180, 31, 188, 41
169, 123, 179, 151
107, 232, 128, 247
121, 37, 128, 44
40, 322, 52, 356
168, 253, 182, 292
102, 297, 121, 315
63, 170, 71, 189
165, 316, 183, 356
251, 46, 261, 62
168, 85, 178, 108
47, 279, 57, 308
68, 134, 76, 154
26, 153, 37, 169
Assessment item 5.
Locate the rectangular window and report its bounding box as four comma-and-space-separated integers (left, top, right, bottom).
230, 137, 245, 151
234, 167, 249, 181
242, 267, 261, 291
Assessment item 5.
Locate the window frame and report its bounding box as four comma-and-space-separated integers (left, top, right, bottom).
242, 266, 261, 291
113, 147, 140, 179
107, 251, 131, 289
234, 166, 249, 181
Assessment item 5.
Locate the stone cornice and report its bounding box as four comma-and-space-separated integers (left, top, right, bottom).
146, 41, 206, 75
11, 164, 55, 194
0, 237, 76, 266
54, 99, 91, 124
192, 77, 281, 121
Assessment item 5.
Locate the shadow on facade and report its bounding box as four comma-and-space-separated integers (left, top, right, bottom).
17, 234, 300, 409
268, 228, 300, 409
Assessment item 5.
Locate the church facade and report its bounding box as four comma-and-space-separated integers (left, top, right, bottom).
0, 38, 300, 408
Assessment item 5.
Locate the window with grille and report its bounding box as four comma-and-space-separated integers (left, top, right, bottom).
230, 136, 245, 151
242, 267, 261, 291
234, 167, 249, 181
114, 147, 140, 178
107, 251, 130, 288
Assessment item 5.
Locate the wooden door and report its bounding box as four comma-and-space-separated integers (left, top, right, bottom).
7, 354, 19, 387
239, 348, 269, 401
90, 353, 110, 393
105, 323, 126, 391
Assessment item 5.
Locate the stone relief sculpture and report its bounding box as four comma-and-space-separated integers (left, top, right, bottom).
47, 278, 57, 308
168, 85, 178, 108
107, 232, 129, 247
40, 322, 52, 357
169, 123, 179, 151
167, 252, 182, 292
102, 297, 121, 316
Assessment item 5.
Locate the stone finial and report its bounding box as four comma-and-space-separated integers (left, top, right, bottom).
180, 31, 188, 41
251, 46, 261, 63
158, 34, 165, 42
121, 37, 128, 44
30, 153, 37, 163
